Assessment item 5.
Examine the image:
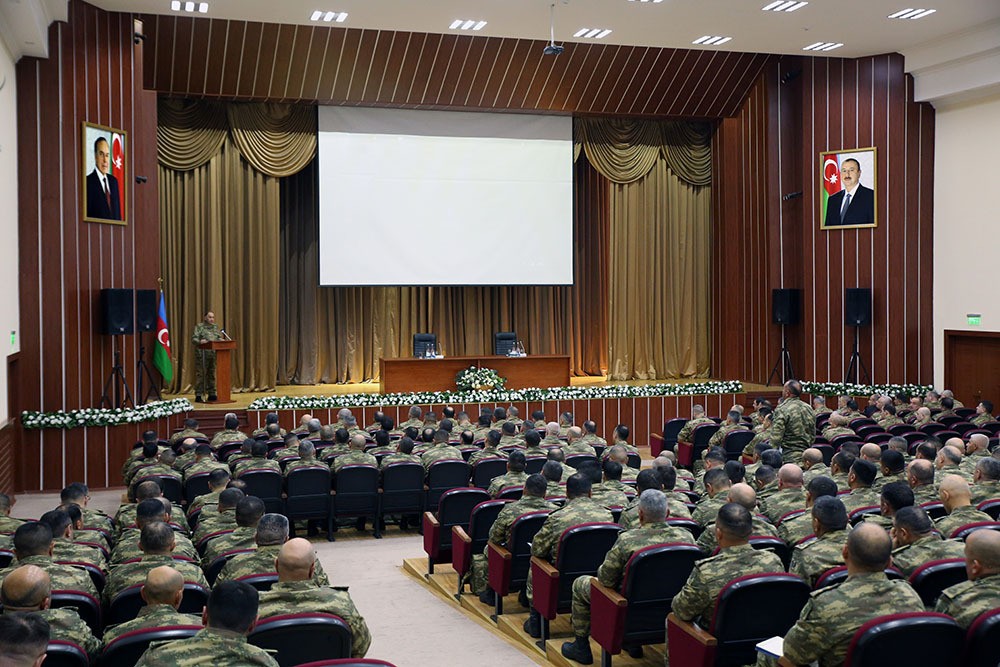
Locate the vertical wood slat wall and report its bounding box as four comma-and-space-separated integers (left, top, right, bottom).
712, 54, 934, 385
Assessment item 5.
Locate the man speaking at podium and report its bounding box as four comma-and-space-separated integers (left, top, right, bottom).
192, 311, 221, 402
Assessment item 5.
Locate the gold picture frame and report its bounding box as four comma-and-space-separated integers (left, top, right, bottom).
820, 146, 877, 230
82, 121, 127, 225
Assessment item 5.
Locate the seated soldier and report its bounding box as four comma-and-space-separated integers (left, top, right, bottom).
233, 440, 281, 478
418, 430, 461, 471
0, 611, 49, 667
58, 482, 110, 531
872, 448, 907, 492
589, 460, 630, 509
693, 447, 728, 496
210, 413, 246, 450
742, 442, 772, 483
129, 449, 183, 499
677, 404, 714, 443
541, 422, 564, 447
171, 417, 208, 446
778, 476, 839, 547
907, 458, 939, 505
801, 448, 831, 483
821, 412, 856, 441
113, 498, 198, 564
753, 464, 779, 502
103, 565, 202, 645
63, 504, 109, 554
708, 409, 750, 448
581, 421, 608, 450
486, 451, 529, 498
252, 411, 287, 439
0, 564, 100, 660
605, 445, 639, 482
521, 429, 547, 457
468, 430, 508, 467
935, 474, 992, 538
862, 481, 914, 532
841, 459, 880, 514
523, 473, 614, 638
366, 429, 395, 458
541, 461, 566, 498
0, 493, 23, 535
182, 444, 227, 480
283, 440, 329, 476
759, 464, 807, 524
115, 480, 190, 537
971, 457, 1000, 504
104, 521, 208, 604
0, 523, 96, 597
378, 436, 421, 468
654, 464, 695, 513
193, 487, 244, 544
777, 524, 924, 667
562, 489, 698, 664
789, 496, 850, 586
692, 468, 732, 526
134, 580, 278, 666
189, 468, 231, 517
562, 427, 597, 457
891, 506, 966, 577
201, 496, 266, 568
37, 508, 104, 568
497, 421, 521, 450
621, 469, 690, 530
123, 439, 163, 485
558, 411, 574, 437
547, 448, 576, 481
972, 400, 997, 427
473, 474, 557, 603
216, 513, 329, 586
698, 483, 777, 554
935, 529, 1000, 628
935, 442, 973, 482
812, 396, 832, 415
256, 538, 371, 658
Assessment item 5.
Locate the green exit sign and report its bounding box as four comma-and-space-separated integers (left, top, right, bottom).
968, 314, 982, 326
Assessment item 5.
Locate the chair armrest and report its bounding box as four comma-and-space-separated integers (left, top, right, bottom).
451, 526, 473, 575
650, 433, 665, 458
422, 512, 440, 559
590, 580, 627, 655
676, 441, 694, 467
530, 556, 561, 619
487, 542, 513, 596
666, 613, 717, 667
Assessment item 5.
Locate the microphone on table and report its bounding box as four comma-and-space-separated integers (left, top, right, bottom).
220, 329, 232, 341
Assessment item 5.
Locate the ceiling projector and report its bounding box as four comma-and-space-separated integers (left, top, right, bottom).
543, 44, 564, 55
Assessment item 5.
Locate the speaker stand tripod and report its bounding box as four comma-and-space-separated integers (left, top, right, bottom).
844, 325, 871, 385
136, 337, 162, 405
100, 348, 135, 409
767, 324, 795, 386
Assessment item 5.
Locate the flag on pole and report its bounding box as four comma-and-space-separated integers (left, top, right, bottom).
822, 154, 842, 226
153, 291, 173, 384
111, 132, 125, 208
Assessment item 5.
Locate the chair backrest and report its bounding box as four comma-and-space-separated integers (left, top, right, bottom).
471, 458, 509, 489
426, 460, 472, 507
288, 465, 332, 495
205, 548, 256, 585
466, 499, 510, 550
888, 423, 915, 435
908, 558, 968, 607
0, 549, 12, 568
236, 572, 279, 591
497, 486, 523, 501
437, 487, 490, 528
413, 332, 437, 357
43, 640, 89, 667
710, 573, 811, 666
554, 523, 622, 606
919, 502, 948, 520
950, 520, 1000, 539
50, 590, 102, 634
722, 431, 755, 460
524, 456, 546, 474
620, 543, 702, 641
493, 331, 517, 355
748, 535, 792, 569
666, 517, 702, 540
691, 423, 721, 446
864, 432, 891, 444
379, 462, 425, 514
137, 475, 183, 504
184, 472, 213, 505
565, 454, 598, 469
239, 469, 284, 499
844, 612, 964, 667
333, 464, 379, 493
662, 418, 688, 445
975, 499, 1000, 519
108, 582, 209, 626
849, 506, 881, 525
964, 608, 1000, 667
507, 511, 551, 585
102, 625, 202, 666
249, 612, 353, 666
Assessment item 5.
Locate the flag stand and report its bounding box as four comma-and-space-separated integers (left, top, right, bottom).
100, 345, 134, 409
136, 334, 162, 405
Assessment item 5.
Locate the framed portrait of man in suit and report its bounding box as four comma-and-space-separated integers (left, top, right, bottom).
82, 122, 127, 225
820, 147, 877, 230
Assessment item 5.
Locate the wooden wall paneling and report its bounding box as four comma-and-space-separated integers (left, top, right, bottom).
648, 396, 664, 439
633, 398, 649, 447
186, 14, 212, 96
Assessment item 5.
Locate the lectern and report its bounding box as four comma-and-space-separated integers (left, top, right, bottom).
198, 340, 237, 404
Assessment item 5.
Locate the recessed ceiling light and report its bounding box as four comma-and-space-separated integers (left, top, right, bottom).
310, 10, 348, 23
171, 0, 207, 13
575, 27, 613, 39
450, 19, 488, 31
692, 35, 732, 46
888, 8, 936, 19
762, 1, 808, 12
803, 41, 844, 51
628, 0, 665, 3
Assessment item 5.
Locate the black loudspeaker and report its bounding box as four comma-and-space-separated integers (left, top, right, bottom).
772, 289, 801, 325
100, 288, 134, 335
136, 290, 157, 332
845, 288, 872, 326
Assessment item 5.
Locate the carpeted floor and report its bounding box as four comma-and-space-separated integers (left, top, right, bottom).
13, 489, 542, 667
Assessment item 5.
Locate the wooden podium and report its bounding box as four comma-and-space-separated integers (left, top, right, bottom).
198, 340, 237, 404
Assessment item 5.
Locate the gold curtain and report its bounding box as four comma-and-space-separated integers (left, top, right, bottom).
607, 154, 712, 379
227, 103, 317, 178
156, 99, 228, 171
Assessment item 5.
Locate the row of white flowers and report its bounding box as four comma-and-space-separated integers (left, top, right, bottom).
247, 380, 744, 411
455, 366, 507, 391
800, 381, 934, 398
21, 398, 193, 430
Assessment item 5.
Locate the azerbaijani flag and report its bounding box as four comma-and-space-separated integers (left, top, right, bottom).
153, 291, 173, 384
111, 132, 125, 209
822, 154, 842, 225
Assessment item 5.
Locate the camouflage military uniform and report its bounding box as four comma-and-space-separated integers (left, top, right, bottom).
937, 465, 974, 484
831, 472, 851, 492
257, 580, 371, 658
192, 512, 237, 545
527, 497, 614, 601
934, 505, 993, 539
972, 412, 998, 427
861, 513, 894, 531
770, 397, 816, 464
188, 490, 221, 517
562, 442, 597, 457
802, 463, 831, 484
890, 534, 966, 576
871, 471, 906, 492
113, 529, 198, 564
52, 537, 105, 568
498, 435, 521, 450
692, 495, 728, 527
183, 458, 228, 481
698, 516, 778, 555
0, 554, 97, 597
745, 428, 771, 457
708, 423, 750, 449
934, 409, 959, 422
115, 503, 190, 535
569, 521, 698, 636
470, 495, 556, 594
201, 526, 258, 568
129, 463, 182, 495
233, 456, 281, 478
545, 481, 565, 498
103, 603, 202, 646
210, 428, 246, 450
419, 444, 463, 471
379, 452, 421, 469
813, 405, 833, 416
541, 434, 564, 448
590, 481, 630, 509
779, 572, 924, 667
74, 530, 110, 554
487, 471, 529, 497
671, 544, 784, 627
170, 427, 209, 446
283, 458, 329, 476
135, 626, 279, 666
759, 488, 807, 524
876, 414, 904, 429
467, 448, 507, 468
840, 487, 881, 514
216, 543, 329, 587
619, 496, 691, 530
30, 607, 102, 660
124, 458, 161, 485
971, 479, 1000, 505
935, 571, 1000, 628
821, 425, 856, 441
191, 321, 221, 399
756, 479, 779, 503
911, 483, 939, 505
677, 417, 715, 444
104, 554, 208, 603
789, 529, 848, 586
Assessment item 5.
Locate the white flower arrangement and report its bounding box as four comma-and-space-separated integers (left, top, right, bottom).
455, 366, 507, 391
21, 398, 193, 430
246, 379, 744, 411
800, 381, 933, 398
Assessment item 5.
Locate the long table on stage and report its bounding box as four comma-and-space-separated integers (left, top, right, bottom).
379, 355, 572, 393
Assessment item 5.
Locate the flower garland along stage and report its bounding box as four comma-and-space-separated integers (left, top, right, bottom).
22, 398, 193, 430
247, 380, 744, 411
455, 366, 507, 392
800, 382, 934, 398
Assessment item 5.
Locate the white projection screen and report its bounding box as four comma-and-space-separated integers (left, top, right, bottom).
317, 106, 574, 286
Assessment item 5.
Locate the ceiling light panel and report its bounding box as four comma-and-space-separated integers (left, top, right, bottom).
450, 19, 488, 31
887, 8, 937, 19
803, 41, 844, 51
574, 27, 614, 39
310, 10, 348, 22
171, 1, 208, 12
762, 1, 808, 12
627, 0, 665, 3
692, 36, 732, 46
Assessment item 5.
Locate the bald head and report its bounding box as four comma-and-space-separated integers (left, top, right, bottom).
546, 422, 560, 436
141, 566, 185, 607
846, 523, 893, 572
916, 407, 931, 420
829, 413, 848, 427
727, 483, 757, 510
0, 565, 50, 611
608, 445, 628, 464
966, 530, 1000, 577
349, 434, 367, 451
275, 537, 317, 581
968, 433, 989, 454
802, 448, 823, 467
908, 459, 935, 487
860, 443, 882, 462
777, 464, 804, 488
567, 426, 583, 441
938, 474, 972, 510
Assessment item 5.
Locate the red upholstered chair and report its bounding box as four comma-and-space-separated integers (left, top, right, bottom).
748, 535, 792, 570
964, 608, 1000, 667
907, 558, 968, 607
101, 625, 203, 666
888, 423, 915, 436
377, 462, 425, 534
487, 510, 551, 618
216, 441, 244, 462
530, 522, 622, 644
829, 435, 863, 451
666, 573, 809, 667
452, 498, 511, 598
919, 501, 948, 520
471, 458, 509, 489
136, 474, 184, 504
422, 487, 489, 575
50, 590, 102, 634
591, 543, 702, 665
863, 431, 891, 444
950, 520, 1000, 539
496, 486, 523, 501
0, 549, 12, 568
842, 612, 963, 667
849, 418, 877, 430
107, 582, 209, 627
667, 517, 702, 540
657, 418, 689, 456
425, 460, 471, 509
331, 465, 379, 538
776, 509, 807, 526
204, 548, 256, 585
42, 640, 88, 667
814, 566, 904, 589
813, 443, 835, 465
848, 506, 881, 526
249, 613, 353, 667
676, 423, 720, 468
525, 456, 547, 474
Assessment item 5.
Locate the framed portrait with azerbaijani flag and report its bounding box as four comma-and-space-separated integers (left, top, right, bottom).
81, 121, 127, 225
820, 147, 877, 230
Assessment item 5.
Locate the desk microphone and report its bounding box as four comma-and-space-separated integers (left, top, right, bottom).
220, 329, 232, 341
